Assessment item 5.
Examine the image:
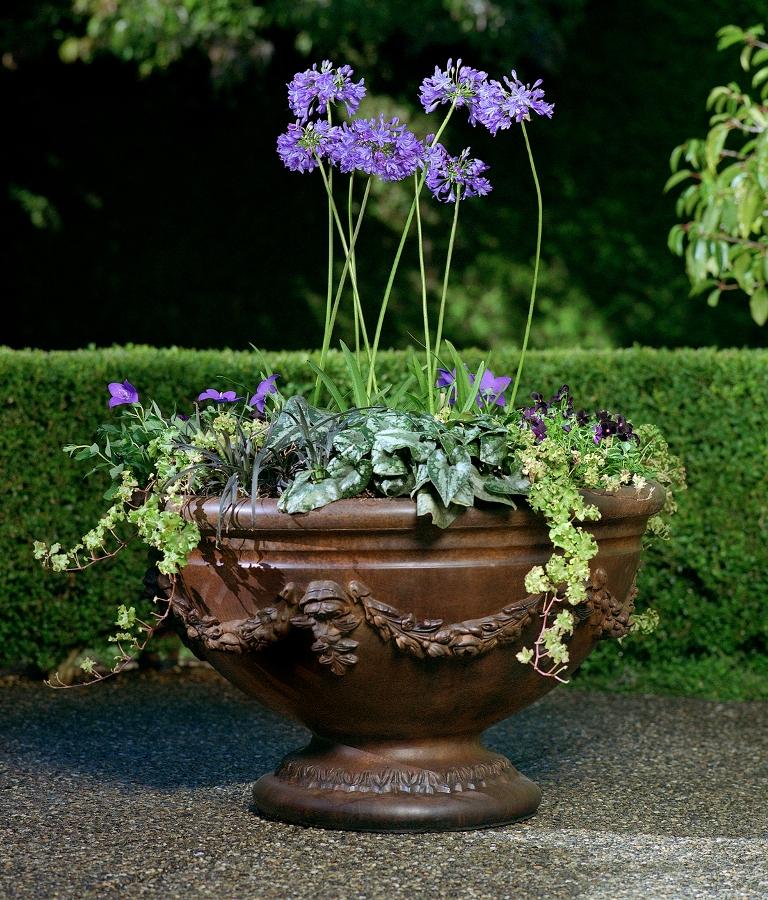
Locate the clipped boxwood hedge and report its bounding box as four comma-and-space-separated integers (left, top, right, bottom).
2, 346, 766, 697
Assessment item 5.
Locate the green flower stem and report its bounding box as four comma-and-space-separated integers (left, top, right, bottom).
431, 193, 461, 394
414, 172, 433, 413
348, 175, 361, 358
312, 176, 373, 403
509, 121, 543, 410
315, 159, 371, 362
366, 100, 458, 396
331, 177, 371, 353
314, 103, 333, 403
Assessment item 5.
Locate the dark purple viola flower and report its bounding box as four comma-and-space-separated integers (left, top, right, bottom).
531, 418, 548, 442
475, 71, 554, 136
525, 391, 548, 415
521, 412, 547, 442
107, 380, 139, 409
197, 388, 240, 403
594, 414, 617, 444
287, 60, 366, 123
615, 415, 639, 443
425, 144, 492, 203
330, 116, 425, 181
277, 120, 339, 173
562, 422, 572, 433
475, 368, 511, 408
575, 409, 590, 426
419, 59, 488, 125
550, 384, 574, 417
249, 374, 280, 415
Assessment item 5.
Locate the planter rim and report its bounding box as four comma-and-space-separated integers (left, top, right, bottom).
179, 482, 665, 534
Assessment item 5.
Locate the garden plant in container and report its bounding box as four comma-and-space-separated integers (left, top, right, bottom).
36, 58, 684, 832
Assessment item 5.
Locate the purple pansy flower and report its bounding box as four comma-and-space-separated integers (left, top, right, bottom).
419, 59, 489, 125
197, 389, 240, 403
107, 380, 139, 409
425, 144, 492, 203
287, 60, 366, 123
277, 120, 340, 173
330, 115, 425, 181
249, 374, 279, 415
475, 71, 554, 135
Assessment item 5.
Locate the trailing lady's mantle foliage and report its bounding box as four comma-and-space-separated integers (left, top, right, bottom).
34, 57, 684, 684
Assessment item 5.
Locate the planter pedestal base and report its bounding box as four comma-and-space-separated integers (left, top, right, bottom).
251, 736, 541, 832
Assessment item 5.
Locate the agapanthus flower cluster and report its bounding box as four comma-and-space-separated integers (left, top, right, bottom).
474, 71, 555, 135
278, 58, 552, 190
287, 60, 365, 123
277, 120, 339, 173
330, 115, 425, 181
436, 367, 511, 408
419, 58, 489, 124
418, 60, 554, 135
425, 144, 492, 202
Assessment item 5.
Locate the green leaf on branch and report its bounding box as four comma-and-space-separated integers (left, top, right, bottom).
705, 125, 728, 172
663, 170, 694, 192
706, 288, 721, 308
749, 287, 768, 325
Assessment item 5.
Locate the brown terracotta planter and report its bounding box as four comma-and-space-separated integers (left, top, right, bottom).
166, 485, 664, 832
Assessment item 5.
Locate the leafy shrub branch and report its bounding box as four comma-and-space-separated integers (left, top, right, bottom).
667, 23, 768, 326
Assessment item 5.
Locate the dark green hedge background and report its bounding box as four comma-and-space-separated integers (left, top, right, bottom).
2, 346, 766, 698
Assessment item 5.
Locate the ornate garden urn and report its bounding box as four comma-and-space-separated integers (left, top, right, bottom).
159, 485, 663, 832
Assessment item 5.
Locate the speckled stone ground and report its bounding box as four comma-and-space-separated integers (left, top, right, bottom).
1, 667, 766, 899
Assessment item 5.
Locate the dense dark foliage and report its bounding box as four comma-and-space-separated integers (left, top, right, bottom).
2, 0, 767, 351
4, 346, 766, 699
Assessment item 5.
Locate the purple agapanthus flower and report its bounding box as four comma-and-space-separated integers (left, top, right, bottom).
277, 120, 339, 173
419, 59, 488, 125
197, 389, 240, 403
107, 380, 139, 409
249, 374, 279, 415
475, 71, 554, 135
288, 60, 366, 123
425, 144, 492, 203
330, 115, 425, 181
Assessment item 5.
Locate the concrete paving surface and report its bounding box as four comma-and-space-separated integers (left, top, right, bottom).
1, 667, 766, 900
